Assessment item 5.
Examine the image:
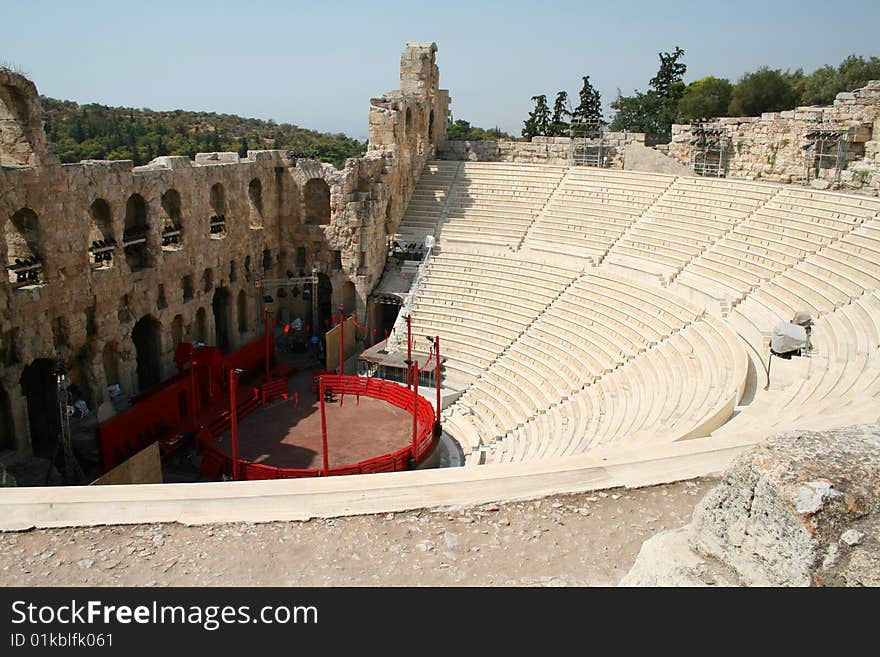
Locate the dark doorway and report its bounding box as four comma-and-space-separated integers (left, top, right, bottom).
342, 281, 356, 315
195, 308, 208, 344
212, 288, 232, 353
316, 273, 333, 334
132, 315, 162, 392
19, 358, 59, 457
0, 384, 14, 451
237, 290, 248, 335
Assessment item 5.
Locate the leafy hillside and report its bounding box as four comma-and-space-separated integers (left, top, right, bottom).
39, 97, 367, 167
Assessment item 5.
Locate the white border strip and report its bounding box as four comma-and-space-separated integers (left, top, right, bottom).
0, 434, 759, 530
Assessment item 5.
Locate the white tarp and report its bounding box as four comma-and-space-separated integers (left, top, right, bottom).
771, 321, 807, 355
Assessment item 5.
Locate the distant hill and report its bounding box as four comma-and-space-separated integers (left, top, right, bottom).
39, 97, 367, 168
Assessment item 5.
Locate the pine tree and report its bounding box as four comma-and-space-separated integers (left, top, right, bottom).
238, 137, 249, 157
649, 47, 687, 99
571, 76, 604, 134
522, 94, 551, 139
549, 91, 571, 136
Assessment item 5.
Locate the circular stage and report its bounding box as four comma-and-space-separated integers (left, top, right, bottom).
202, 363, 438, 479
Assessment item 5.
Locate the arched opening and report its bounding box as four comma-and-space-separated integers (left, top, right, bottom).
203, 267, 214, 293
248, 178, 264, 228
304, 178, 330, 225
123, 194, 151, 271
405, 107, 413, 138
369, 296, 402, 347
160, 189, 183, 250
428, 109, 435, 144
342, 281, 357, 315
171, 315, 184, 347
212, 288, 231, 353
4, 208, 42, 285
102, 342, 120, 388
19, 358, 59, 457
131, 315, 162, 392
262, 248, 272, 272
87, 199, 115, 269
0, 384, 14, 451
195, 307, 208, 344
316, 273, 333, 334
237, 290, 248, 335
209, 183, 227, 237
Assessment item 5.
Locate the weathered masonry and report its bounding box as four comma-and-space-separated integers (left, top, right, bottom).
0, 43, 449, 456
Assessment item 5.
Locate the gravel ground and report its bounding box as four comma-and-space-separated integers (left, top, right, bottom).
0, 478, 716, 587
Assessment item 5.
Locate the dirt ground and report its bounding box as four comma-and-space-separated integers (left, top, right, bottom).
0, 477, 716, 587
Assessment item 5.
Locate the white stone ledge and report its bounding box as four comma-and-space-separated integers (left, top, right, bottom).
0, 434, 761, 530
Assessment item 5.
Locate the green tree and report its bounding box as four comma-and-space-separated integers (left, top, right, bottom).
649, 46, 687, 100
799, 55, 880, 105
728, 67, 799, 116
549, 91, 571, 136
238, 136, 249, 157
522, 94, 551, 139
571, 76, 603, 129
676, 76, 733, 122
609, 90, 675, 140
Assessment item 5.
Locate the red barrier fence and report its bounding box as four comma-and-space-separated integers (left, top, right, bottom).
198, 374, 437, 480
97, 335, 273, 471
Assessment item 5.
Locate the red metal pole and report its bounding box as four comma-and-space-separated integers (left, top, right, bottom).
229, 368, 240, 481
412, 360, 419, 457
263, 307, 270, 381
406, 314, 412, 388
435, 335, 441, 436
319, 377, 329, 475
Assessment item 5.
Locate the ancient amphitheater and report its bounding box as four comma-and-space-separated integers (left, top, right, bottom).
1, 42, 879, 555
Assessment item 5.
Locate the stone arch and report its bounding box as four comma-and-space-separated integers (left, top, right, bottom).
212, 288, 231, 353
131, 315, 162, 392
0, 73, 48, 167
304, 178, 330, 225
4, 207, 42, 283
237, 290, 248, 335
19, 358, 59, 457
0, 383, 14, 450
195, 307, 208, 344
248, 178, 263, 228
123, 193, 152, 270
341, 281, 357, 315
102, 342, 120, 387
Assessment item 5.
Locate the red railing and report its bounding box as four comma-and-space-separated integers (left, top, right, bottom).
198, 374, 437, 480
97, 335, 273, 471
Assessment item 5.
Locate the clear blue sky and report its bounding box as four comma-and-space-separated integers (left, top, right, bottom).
1, 0, 878, 140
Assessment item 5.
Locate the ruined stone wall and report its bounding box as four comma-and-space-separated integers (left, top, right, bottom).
437, 133, 646, 167
668, 81, 880, 194
0, 42, 449, 455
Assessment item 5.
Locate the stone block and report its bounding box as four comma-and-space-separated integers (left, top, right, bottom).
690, 425, 880, 586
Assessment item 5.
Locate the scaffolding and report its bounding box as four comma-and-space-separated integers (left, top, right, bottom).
569, 119, 606, 167
689, 123, 729, 177
803, 127, 849, 185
